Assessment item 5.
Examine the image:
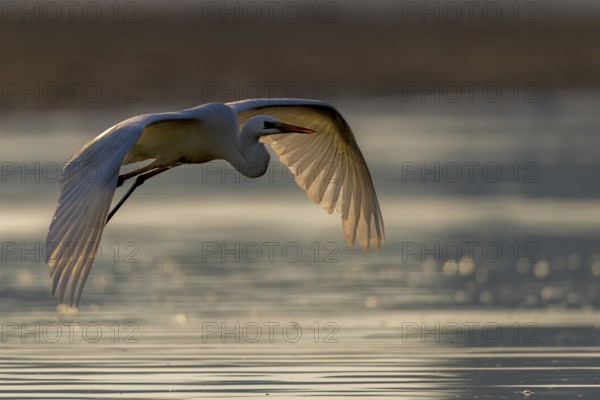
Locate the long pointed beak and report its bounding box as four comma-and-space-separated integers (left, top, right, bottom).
276, 122, 316, 134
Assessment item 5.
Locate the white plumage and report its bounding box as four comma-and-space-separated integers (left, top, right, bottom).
45, 99, 384, 306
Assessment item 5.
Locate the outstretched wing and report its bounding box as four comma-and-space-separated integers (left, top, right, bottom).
45, 112, 186, 307
228, 99, 384, 251
45, 120, 145, 307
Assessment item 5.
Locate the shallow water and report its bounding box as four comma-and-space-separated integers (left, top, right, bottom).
1, 94, 600, 398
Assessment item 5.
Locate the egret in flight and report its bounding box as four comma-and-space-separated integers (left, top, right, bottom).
45, 99, 384, 306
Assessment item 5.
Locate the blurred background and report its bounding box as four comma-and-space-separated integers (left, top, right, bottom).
1, 0, 600, 108
1, 0, 600, 398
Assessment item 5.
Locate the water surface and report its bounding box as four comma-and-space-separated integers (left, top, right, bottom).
1, 94, 600, 398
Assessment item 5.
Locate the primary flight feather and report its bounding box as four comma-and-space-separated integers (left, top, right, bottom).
45, 99, 384, 306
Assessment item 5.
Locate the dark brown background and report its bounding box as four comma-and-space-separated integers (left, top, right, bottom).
1, 1, 599, 110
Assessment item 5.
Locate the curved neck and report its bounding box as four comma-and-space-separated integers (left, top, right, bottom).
229, 123, 271, 178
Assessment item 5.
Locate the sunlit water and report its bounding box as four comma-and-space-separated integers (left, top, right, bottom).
1, 93, 600, 398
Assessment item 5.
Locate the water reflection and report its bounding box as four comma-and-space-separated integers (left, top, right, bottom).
1, 95, 600, 398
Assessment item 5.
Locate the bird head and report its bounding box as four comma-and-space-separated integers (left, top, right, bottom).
247, 116, 316, 137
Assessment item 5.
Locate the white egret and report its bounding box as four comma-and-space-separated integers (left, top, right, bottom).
45, 99, 384, 306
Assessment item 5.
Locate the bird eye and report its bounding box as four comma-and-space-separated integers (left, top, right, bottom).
263, 121, 276, 129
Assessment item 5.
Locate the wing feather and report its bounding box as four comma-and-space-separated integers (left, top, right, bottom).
228, 99, 384, 251
325, 153, 345, 214
45, 121, 145, 306
45, 113, 187, 307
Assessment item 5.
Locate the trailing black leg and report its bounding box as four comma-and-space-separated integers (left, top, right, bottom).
106, 166, 172, 224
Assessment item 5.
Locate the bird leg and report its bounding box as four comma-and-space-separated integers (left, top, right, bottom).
116, 164, 160, 187
106, 166, 173, 224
